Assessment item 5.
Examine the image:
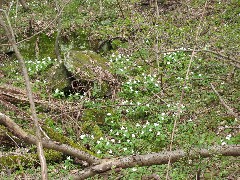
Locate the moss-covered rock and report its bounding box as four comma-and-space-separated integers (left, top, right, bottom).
64, 50, 118, 97
46, 63, 72, 92
0, 149, 63, 170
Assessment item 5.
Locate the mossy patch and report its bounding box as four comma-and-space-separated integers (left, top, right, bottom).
46, 63, 72, 92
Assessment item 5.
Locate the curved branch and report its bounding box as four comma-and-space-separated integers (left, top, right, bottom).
0, 112, 101, 165
73, 145, 240, 179
19, 0, 30, 11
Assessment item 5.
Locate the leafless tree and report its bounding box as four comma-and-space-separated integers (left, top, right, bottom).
0, 10, 47, 180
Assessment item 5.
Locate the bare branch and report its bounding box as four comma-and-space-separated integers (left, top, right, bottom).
0, 9, 48, 180
0, 112, 101, 165
19, 0, 30, 11
73, 145, 240, 179
1, 0, 71, 47
54, 0, 62, 62
210, 83, 239, 120
166, 1, 209, 179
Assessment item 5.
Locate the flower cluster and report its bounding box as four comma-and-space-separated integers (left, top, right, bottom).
25, 57, 55, 76
79, 112, 168, 157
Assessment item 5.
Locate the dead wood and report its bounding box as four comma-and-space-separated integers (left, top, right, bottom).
0, 112, 100, 165
73, 145, 240, 180
210, 83, 239, 120
0, 111, 239, 179
0, 84, 83, 115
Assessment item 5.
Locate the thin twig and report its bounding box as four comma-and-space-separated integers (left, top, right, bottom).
165, 1, 209, 179
54, 0, 62, 62
1, 0, 71, 47
210, 83, 239, 120
0, 9, 48, 180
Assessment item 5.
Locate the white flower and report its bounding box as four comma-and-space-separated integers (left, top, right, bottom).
132, 134, 135, 138
161, 112, 165, 116
146, 104, 150, 107
67, 156, 71, 160
149, 129, 152, 132
111, 139, 115, 143
146, 121, 150, 125
100, 137, 104, 140
132, 167, 137, 172
141, 131, 144, 134
198, 74, 202, 77
221, 141, 226, 146
136, 123, 141, 127
167, 62, 170, 65
154, 123, 159, 127
80, 134, 85, 139
121, 126, 125, 130
127, 139, 130, 143
97, 150, 101, 154
123, 147, 127, 151
109, 149, 113, 154
97, 141, 100, 144
116, 132, 119, 136
106, 142, 110, 145
226, 134, 232, 140
107, 113, 111, 116
157, 132, 160, 136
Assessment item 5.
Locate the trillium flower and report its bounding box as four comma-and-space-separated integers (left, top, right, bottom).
132, 167, 137, 172
121, 126, 125, 130
80, 134, 85, 139
226, 134, 232, 140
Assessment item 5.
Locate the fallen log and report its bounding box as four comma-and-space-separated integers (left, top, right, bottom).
0, 112, 100, 165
